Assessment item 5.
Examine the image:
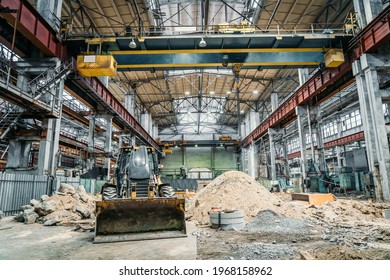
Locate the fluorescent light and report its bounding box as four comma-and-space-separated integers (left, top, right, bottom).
227, 91, 231, 95
185, 91, 190, 95
210, 91, 215, 95
253, 90, 259, 94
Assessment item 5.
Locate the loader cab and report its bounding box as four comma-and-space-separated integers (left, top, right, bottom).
127, 146, 150, 180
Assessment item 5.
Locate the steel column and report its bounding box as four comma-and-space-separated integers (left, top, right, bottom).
353, 53, 390, 201
271, 92, 278, 112
296, 106, 308, 181
37, 0, 63, 32
104, 115, 113, 180
353, 0, 383, 27
247, 143, 256, 178
268, 128, 277, 181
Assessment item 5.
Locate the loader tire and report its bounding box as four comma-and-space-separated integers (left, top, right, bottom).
159, 184, 176, 198
101, 183, 117, 200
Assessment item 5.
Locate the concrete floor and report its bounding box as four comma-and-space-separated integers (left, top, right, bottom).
0, 217, 197, 260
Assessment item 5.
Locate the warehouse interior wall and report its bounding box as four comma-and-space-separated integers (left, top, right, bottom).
160, 146, 237, 178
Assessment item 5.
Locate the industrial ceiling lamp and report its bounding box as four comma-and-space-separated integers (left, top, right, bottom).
199, 37, 207, 48
129, 38, 137, 49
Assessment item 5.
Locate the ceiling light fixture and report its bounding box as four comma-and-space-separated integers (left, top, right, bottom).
185, 91, 190, 95
210, 91, 215, 95
129, 38, 137, 49
199, 37, 207, 48
253, 90, 259, 94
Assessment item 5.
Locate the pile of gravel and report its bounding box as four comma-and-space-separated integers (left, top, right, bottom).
244, 210, 312, 236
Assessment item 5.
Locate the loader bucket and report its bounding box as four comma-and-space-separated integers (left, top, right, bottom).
93, 198, 187, 243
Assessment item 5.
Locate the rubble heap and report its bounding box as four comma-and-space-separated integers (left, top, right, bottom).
187, 171, 284, 225
301, 198, 390, 225
15, 183, 98, 226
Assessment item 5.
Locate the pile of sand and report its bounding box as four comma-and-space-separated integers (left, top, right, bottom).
187, 171, 284, 225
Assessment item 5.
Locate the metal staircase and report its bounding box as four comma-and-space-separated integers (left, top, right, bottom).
0, 57, 73, 116
0, 101, 23, 140
29, 59, 73, 103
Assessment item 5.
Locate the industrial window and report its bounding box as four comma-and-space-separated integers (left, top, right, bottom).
341, 109, 361, 131
322, 121, 338, 138
287, 138, 299, 154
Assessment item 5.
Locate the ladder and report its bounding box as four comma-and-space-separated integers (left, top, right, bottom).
0, 102, 23, 140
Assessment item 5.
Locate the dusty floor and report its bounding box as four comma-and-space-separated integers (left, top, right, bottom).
1, 201, 389, 260
0, 216, 197, 260
1, 189, 390, 260
195, 193, 390, 260
195, 215, 390, 260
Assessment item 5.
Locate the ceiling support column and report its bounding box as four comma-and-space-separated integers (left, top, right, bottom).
353, 0, 383, 28
314, 108, 326, 173
37, 0, 63, 32
296, 106, 308, 184
86, 115, 95, 170
353, 52, 390, 201
298, 68, 309, 86
271, 92, 279, 112
268, 128, 277, 181
125, 88, 136, 116
246, 142, 256, 178
282, 134, 290, 179
5, 141, 32, 172
37, 117, 62, 176
104, 115, 113, 180
336, 119, 344, 169
37, 59, 64, 177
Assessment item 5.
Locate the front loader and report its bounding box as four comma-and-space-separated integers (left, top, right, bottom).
94, 146, 186, 243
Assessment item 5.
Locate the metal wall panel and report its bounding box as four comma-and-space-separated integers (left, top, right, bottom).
0, 173, 49, 216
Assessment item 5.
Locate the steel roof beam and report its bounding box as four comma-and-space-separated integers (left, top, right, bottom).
242, 6, 390, 148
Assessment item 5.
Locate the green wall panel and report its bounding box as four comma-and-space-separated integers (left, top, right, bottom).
160, 146, 237, 178
185, 147, 211, 169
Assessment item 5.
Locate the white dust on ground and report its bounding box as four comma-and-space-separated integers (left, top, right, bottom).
186, 171, 390, 226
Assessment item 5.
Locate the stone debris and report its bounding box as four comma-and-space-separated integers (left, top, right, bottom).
14, 183, 98, 226
0, 210, 4, 220
76, 205, 91, 218
22, 209, 39, 224
72, 224, 95, 232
